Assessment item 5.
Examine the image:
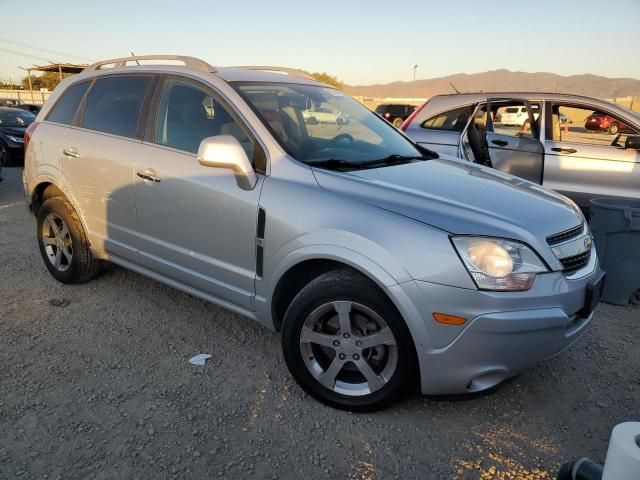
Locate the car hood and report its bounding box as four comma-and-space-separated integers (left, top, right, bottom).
0, 126, 26, 137
312, 157, 583, 263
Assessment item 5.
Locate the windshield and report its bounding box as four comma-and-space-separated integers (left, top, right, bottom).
0, 109, 35, 128
233, 83, 423, 165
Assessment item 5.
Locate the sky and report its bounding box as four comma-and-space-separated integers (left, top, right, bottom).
1, 0, 639, 86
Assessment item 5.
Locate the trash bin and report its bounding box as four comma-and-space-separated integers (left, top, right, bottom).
589, 198, 640, 306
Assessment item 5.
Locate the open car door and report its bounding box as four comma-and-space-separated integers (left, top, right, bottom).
484, 98, 545, 184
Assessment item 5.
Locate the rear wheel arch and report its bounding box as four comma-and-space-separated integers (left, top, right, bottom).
32, 182, 64, 216
30, 181, 94, 253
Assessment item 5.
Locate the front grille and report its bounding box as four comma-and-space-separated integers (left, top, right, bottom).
559, 251, 591, 273
547, 223, 583, 245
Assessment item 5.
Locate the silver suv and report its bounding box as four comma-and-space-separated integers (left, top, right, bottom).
23, 56, 604, 411
401, 93, 640, 209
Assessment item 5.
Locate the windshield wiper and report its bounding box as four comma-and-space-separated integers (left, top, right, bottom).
307, 154, 431, 171
305, 158, 355, 170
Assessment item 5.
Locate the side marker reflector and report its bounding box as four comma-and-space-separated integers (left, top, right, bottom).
433, 313, 466, 325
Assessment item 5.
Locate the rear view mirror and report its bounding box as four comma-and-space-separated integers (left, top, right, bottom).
197, 135, 257, 190
624, 135, 640, 150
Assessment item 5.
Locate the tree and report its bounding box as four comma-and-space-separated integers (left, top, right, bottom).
21, 71, 75, 91
309, 72, 343, 90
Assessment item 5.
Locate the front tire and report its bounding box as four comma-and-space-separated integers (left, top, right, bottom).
392, 117, 404, 128
37, 196, 101, 284
608, 123, 619, 135
282, 270, 416, 411
0, 143, 12, 167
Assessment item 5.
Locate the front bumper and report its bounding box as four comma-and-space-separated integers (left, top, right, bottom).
390, 261, 603, 395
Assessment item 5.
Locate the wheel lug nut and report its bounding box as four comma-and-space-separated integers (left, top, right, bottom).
352, 353, 360, 360
343, 333, 350, 339
338, 353, 346, 360
355, 340, 363, 347
332, 340, 340, 347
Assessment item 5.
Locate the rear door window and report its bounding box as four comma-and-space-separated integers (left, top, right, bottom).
81, 76, 152, 138
421, 105, 474, 132
46, 81, 90, 125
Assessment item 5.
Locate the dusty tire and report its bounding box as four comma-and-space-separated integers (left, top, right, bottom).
281, 269, 417, 411
607, 123, 619, 135
37, 196, 101, 284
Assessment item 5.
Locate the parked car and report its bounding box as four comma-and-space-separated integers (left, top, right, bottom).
584, 112, 630, 135
0, 98, 23, 107
375, 104, 416, 128
24, 56, 603, 411
16, 103, 42, 115
0, 107, 36, 166
402, 93, 640, 208
302, 106, 348, 125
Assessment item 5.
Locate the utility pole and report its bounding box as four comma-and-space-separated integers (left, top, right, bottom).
411, 64, 418, 104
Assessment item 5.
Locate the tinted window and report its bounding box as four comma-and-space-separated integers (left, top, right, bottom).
47, 81, 90, 125
81, 76, 151, 138
421, 105, 474, 132
155, 78, 254, 157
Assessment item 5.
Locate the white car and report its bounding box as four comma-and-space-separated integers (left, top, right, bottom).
303, 107, 347, 125
499, 106, 539, 126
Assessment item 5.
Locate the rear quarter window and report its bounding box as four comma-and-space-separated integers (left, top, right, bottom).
46, 81, 90, 125
81, 76, 152, 138
421, 105, 474, 132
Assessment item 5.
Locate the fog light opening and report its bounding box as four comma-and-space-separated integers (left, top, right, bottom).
466, 370, 508, 392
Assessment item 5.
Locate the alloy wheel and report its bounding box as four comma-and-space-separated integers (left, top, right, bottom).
41, 213, 73, 272
299, 301, 398, 396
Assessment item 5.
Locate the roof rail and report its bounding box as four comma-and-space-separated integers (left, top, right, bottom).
84, 55, 216, 73
228, 66, 316, 81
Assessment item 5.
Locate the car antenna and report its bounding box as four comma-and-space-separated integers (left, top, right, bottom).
130, 51, 140, 66
449, 81, 460, 94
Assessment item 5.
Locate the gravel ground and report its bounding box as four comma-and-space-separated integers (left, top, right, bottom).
1, 166, 638, 480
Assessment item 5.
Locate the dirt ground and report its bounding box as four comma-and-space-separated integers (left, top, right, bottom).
1, 166, 638, 480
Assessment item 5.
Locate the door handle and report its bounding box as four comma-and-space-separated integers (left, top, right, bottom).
63, 148, 80, 158
137, 170, 161, 183
491, 139, 508, 147
551, 148, 577, 154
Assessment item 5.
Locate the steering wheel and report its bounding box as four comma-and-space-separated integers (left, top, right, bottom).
324, 133, 354, 149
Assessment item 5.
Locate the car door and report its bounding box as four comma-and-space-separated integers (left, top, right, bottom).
60, 74, 154, 261
134, 76, 264, 309
408, 104, 475, 157
483, 98, 545, 184
542, 102, 640, 207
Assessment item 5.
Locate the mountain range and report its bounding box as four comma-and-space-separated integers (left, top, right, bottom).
344, 69, 640, 99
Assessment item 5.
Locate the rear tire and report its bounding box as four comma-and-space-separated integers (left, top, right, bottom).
37, 196, 101, 284
281, 269, 416, 411
392, 117, 403, 128
608, 123, 619, 135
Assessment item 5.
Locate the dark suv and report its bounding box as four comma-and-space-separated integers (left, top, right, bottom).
375, 104, 415, 128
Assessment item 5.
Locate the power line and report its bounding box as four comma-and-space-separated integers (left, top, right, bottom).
0, 46, 57, 64
0, 38, 93, 62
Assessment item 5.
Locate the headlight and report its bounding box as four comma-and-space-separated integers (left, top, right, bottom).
7, 135, 23, 144
451, 237, 548, 291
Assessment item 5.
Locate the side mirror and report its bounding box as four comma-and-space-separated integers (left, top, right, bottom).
197, 135, 257, 190
625, 135, 640, 150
